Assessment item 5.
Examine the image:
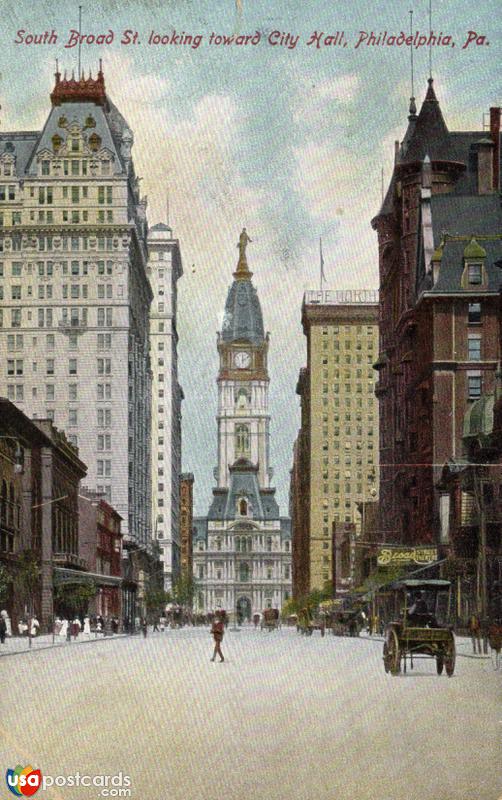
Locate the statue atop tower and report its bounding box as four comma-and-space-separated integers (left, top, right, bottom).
234, 227, 253, 280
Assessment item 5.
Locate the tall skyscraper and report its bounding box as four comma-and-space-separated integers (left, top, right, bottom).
291, 291, 379, 598
0, 66, 152, 558
147, 222, 183, 591
193, 231, 291, 617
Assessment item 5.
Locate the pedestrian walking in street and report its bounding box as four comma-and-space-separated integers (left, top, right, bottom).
1, 610, 11, 638
140, 617, 148, 638
30, 616, 40, 637
72, 617, 81, 640
83, 616, 91, 636
0, 614, 6, 644
59, 618, 68, 638
153, 618, 160, 632
210, 613, 225, 662
469, 613, 482, 654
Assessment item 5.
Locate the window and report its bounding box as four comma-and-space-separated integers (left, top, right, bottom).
467, 335, 481, 361
235, 424, 250, 455
97, 434, 111, 451
97, 358, 111, 375
11, 309, 22, 328
46, 384, 55, 400
468, 373, 482, 400
46, 359, 54, 376
68, 384, 77, 400
468, 303, 481, 324
69, 359, 77, 375
11, 285, 21, 299
68, 409, 78, 426
467, 263, 482, 285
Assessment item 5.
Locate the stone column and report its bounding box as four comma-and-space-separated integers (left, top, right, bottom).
40, 447, 54, 627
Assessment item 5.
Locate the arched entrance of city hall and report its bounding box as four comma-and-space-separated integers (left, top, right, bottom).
237, 596, 251, 621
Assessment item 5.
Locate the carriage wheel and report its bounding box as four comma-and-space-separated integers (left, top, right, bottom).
445, 637, 456, 677
436, 656, 444, 675
386, 629, 401, 675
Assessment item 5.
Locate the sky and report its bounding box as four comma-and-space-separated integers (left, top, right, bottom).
0, 0, 500, 513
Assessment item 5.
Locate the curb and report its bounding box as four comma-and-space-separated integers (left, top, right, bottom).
0, 633, 132, 659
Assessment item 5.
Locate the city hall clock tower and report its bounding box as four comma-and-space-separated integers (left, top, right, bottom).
192, 230, 292, 618
215, 229, 272, 490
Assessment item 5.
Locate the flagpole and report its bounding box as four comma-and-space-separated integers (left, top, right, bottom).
320, 236, 324, 293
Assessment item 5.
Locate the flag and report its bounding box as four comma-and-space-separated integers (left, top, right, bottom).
320, 236, 327, 288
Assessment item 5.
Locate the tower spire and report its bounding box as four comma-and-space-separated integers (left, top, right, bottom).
234, 227, 253, 280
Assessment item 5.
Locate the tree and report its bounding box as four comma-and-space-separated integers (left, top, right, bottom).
281, 597, 299, 618
12, 550, 40, 617
172, 574, 197, 607
54, 580, 96, 618
144, 586, 169, 617
0, 562, 10, 606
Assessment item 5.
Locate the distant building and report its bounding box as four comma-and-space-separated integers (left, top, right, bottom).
78, 488, 123, 621
0, 398, 86, 628
291, 292, 379, 598
179, 473, 194, 585
372, 82, 502, 546
147, 223, 183, 591
192, 232, 292, 618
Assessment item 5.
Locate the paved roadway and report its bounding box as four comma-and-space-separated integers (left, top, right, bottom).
1, 627, 500, 800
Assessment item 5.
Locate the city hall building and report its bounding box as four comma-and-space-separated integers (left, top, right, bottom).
192, 232, 292, 619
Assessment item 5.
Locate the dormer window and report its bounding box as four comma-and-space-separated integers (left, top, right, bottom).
89, 133, 101, 152
468, 263, 482, 285
239, 498, 248, 516
52, 134, 63, 153
71, 138, 79, 153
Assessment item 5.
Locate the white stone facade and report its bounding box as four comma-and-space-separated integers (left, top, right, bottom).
147, 224, 183, 591
193, 517, 292, 618
0, 70, 152, 551
192, 235, 291, 618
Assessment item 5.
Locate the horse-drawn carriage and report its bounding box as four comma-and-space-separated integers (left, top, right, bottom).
261, 607, 280, 631
296, 607, 327, 636
382, 579, 456, 676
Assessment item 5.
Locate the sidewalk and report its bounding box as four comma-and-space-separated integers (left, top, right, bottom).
359, 632, 491, 659
0, 631, 131, 657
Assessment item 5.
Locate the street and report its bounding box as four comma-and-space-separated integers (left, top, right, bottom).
1, 627, 500, 800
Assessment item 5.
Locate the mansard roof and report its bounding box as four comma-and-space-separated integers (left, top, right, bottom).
221, 279, 265, 344
417, 194, 502, 295
207, 459, 279, 521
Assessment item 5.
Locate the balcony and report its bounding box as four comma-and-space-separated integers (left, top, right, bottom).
52, 552, 88, 570
58, 319, 87, 331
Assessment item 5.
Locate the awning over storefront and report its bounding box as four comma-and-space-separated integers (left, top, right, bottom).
53, 567, 122, 587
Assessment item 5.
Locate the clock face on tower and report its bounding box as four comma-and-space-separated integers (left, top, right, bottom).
234, 351, 251, 369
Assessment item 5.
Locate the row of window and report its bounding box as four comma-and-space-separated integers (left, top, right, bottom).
0, 234, 118, 253
39, 157, 112, 177
6, 333, 113, 352
1, 306, 114, 328
0, 260, 117, 276
198, 565, 291, 581
1, 283, 116, 300
6, 357, 113, 376
323, 326, 375, 336
0, 210, 116, 226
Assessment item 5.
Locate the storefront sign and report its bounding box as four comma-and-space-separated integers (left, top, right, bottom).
377, 546, 438, 567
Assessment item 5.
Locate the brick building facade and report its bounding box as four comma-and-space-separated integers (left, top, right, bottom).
372, 81, 502, 547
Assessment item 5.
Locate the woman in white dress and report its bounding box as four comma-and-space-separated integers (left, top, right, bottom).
83, 616, 91, 636
59, 618, 69, 638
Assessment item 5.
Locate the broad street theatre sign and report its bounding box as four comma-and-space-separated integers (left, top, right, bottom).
377, 546, 438, 567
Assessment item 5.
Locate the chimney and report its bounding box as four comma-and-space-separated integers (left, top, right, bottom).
476, 139, 495, 195
490, 106, 501, 191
